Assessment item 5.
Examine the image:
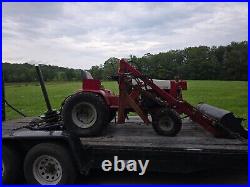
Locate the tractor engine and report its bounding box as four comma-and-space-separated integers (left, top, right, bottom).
139, 79, 187, 109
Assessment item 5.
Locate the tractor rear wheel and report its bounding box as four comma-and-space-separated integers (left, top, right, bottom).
152, 108, 182, 136
62, 92, 109, 136
108, 110, 116, 123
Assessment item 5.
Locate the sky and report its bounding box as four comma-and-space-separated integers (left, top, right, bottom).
2, 2, 248, 70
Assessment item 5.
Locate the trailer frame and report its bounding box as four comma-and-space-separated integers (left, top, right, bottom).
2, 117, 248, 184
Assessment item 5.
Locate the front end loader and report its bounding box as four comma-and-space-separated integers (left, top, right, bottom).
61, 59, 247, 140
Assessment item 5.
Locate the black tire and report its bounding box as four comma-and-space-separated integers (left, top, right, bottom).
2, 145, 22, 184
62, 92, 109, 136
108, 110, 116, 123
24, 143, 76, 184
152, 108, 182, 136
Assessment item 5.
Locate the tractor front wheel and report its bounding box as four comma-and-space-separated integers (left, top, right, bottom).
152, 108, 182, 136
62, 92, 109, 136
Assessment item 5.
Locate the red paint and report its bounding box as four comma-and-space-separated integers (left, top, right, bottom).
78, 58, 223, 137
83, 79, 101, 90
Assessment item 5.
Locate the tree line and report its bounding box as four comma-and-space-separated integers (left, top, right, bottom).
2, 41, 248, 83
2, 63, 82, 82
89, 41, 248, 81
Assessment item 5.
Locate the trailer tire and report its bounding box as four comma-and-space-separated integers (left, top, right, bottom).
152, 108, 182, 136
62, 92, 109, 136
24, 143, 76, 184
2, 145, 22, 184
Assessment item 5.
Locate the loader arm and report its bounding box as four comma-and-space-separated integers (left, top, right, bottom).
117, 59, 247, 139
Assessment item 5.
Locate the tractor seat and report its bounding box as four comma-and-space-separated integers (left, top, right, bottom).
152, 79, 171, 89
82, 71, 94, 80
132, 79, 171, 90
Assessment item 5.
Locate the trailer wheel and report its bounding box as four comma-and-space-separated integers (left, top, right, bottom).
62, 92, 109, 136
152, 109, 182, 136
2, 145, 22, 184
24, 143, 76, 184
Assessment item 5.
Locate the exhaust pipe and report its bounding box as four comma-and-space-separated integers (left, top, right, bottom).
197, 103, 247, 139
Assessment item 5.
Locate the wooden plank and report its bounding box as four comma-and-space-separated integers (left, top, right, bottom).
2, 117, 248, 152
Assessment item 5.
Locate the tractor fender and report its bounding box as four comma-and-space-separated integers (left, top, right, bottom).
80, 90, 112, 106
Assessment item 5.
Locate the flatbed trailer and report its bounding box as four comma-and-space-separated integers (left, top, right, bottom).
2, 116, 248, 184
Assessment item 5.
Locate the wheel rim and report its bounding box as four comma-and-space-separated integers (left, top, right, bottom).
72, 102, 97, 128
33, 155, 62, 184
158, 116, 174, 132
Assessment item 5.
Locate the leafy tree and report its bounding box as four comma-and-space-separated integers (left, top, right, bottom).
3, 41, 247, 82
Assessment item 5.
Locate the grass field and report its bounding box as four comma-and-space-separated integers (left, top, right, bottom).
4, 80, 248, 127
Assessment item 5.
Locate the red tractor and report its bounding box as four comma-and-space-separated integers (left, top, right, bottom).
61, 59, 247, 139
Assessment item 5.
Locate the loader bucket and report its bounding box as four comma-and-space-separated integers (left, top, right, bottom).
197, 103, 248, 139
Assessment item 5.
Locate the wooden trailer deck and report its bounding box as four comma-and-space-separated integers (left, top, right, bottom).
81, 117, 247, 152
2, 116, 248, 173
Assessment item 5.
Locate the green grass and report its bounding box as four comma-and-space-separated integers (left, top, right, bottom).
182, 81, 248, 127
4, 80, 248, 127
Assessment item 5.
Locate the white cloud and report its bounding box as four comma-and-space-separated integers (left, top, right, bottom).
2, 2, 248, 69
